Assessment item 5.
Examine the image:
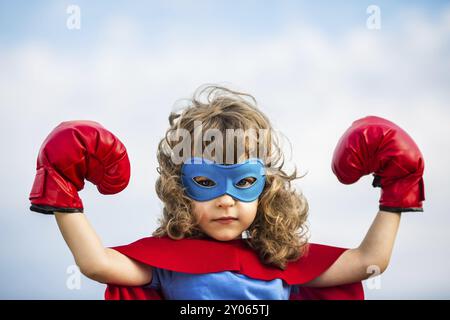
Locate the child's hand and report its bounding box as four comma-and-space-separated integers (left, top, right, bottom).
29, 120, 130, 214
331, 116, 425, 213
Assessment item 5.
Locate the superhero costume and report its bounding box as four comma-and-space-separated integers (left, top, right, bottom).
104, 236, 365, 300
105, 158, 364, 300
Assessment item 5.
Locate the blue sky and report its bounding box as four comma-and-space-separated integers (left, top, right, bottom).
1, 1, 449, 299
1, 0, 449, 48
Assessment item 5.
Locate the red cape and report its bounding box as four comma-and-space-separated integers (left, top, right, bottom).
105, 236, 364, 300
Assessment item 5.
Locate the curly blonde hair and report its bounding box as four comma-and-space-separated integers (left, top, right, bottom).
153, 84, 310, 269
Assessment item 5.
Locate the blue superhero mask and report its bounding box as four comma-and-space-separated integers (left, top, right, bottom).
181, 157, 266, 202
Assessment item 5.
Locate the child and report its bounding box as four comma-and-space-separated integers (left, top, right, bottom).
28, 85, 425, 300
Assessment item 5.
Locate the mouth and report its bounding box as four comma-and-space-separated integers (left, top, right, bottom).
213, 217, 238, 224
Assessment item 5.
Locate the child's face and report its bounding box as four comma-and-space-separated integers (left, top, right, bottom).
191, 195, 258, 241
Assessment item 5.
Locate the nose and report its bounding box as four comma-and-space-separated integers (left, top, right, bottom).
216, 194, 236, 207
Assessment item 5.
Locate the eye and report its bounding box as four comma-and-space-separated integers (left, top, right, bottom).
235, 177, 257, 188
193, 176, 216, 187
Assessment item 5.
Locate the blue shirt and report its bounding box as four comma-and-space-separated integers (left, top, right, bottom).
147, 267, 295, 300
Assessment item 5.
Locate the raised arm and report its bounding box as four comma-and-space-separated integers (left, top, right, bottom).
29, 121, 151, 286
304, 116, 424, 287
304, 210, 401, 287
55, 212, 152, 285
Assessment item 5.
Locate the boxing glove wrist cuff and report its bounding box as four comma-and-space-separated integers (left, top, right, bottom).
29, 204, 84, 215
379, 205, 423, 213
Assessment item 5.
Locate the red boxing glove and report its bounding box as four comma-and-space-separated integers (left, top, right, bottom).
29, 121, 131, 214
332, 116, 425, 213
